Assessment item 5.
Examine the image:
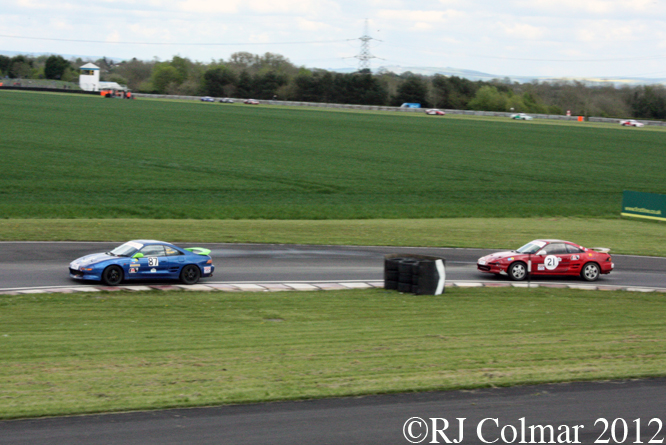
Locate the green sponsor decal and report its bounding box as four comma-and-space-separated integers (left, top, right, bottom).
622, 191, 666, 221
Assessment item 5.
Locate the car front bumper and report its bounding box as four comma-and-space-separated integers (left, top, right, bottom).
69, 268, 102, 281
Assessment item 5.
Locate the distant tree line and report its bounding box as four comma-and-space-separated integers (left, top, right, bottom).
2, 52, 666, 120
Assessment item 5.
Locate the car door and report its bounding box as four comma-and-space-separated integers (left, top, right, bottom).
164, 245, 187, 278
136, 244, 170, 278
537, 243, 570, 274
565, 244, 585, 274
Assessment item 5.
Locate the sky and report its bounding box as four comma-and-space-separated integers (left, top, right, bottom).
2, 0, 666, 80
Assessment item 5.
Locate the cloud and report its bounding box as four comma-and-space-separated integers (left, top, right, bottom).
296, 18, 337, 32
177, 0, 240, 14
175, 0, 339, 15
574, 20, 643, 44
378, 9, 466, 25
500, 23, 547, 40
511, 0, 663, 17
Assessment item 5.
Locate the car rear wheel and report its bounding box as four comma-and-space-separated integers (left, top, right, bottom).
581, 263, 600, 281
180, 265, 201, 285
508, 262, 527, 281
102, 265, 123, 286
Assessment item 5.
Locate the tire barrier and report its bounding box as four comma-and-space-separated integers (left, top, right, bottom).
384, 254, 446, 295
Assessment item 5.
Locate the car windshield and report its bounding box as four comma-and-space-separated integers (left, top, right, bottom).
516, 241, 547, 254
109, 241, 144, 257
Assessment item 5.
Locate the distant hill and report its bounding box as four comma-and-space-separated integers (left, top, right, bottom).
332, 64, 666, 86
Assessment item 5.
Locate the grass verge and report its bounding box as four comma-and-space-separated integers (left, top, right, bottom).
2, 287, 666, 419
1, 217, 665, 256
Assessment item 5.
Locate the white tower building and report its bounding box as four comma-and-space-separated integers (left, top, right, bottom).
79, 63, 100, 91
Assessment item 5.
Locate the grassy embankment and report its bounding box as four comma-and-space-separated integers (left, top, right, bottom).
2, 287, 666, 419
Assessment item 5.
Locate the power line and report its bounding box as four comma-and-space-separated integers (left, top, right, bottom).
0, 34, 352, 46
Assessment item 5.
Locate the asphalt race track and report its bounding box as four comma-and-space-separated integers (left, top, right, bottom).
1, 242, 666, 444
1, 241, 666, 291
3, 379, 666, 444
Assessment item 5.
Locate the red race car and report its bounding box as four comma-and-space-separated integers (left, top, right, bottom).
477, 239, 614, 282
425, 109, 445, 115
620, 119, 644, 127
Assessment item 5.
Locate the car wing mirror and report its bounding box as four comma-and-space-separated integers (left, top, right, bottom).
536, 250, 547, 256
133, 252, 144, 259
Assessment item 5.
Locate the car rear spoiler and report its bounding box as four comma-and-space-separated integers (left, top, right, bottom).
590, 247, 611, 253
184, 247, 212, 256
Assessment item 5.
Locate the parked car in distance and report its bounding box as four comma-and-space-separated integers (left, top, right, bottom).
425, 109, 445, 115
200, 96, 214, 102
220, 98, 234, 103
244, 99, 259, 105
511, 113, 533, 120
620, 119, 644, 127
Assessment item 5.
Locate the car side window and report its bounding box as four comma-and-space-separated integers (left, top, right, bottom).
140, 245, 167, 257
566, 244, 583, 254
543, 243, 568, 255
165, 247, 183, 256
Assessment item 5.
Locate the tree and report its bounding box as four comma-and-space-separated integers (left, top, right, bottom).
235, 70, 254, 98
170, 56, 190, 84
253, 71, 287, 99
44, 55, 71, 80
631, 85, 666, 119
257, 52, 297, 75
113, 58, 155, 90
202, 65, 237, 97
8, 55, 33, 78
392, 76, 429, 107
291, 69, 321, 102
347, 73, 388, 105
467, 86, 508, 111
228, 52, 258, 72
0, 55, 11, 75
431, 75, 478, 109
151, 64, 181, 94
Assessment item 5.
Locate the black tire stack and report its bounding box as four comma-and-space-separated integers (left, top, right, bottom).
384, 255, 446, 295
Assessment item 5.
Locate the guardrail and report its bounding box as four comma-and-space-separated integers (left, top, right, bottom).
4, 86, 665, 126
135, 93, 666, 125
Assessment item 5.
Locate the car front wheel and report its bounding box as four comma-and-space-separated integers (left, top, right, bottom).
180, 265, 201, 285
102, 265, 123, 286
508, 262, 527, 281
581, 263, 600, 281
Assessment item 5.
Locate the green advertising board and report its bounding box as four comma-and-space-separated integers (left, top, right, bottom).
622, 191, 666, 221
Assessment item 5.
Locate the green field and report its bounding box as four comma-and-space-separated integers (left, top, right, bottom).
2, 217, 666, 256
3, 287, 666, 419
2, 89, 665, 219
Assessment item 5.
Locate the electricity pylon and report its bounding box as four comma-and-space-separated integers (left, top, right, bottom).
355, 19, 381, 72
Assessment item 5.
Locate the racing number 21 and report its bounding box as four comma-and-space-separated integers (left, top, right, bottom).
544, 255, 558, 270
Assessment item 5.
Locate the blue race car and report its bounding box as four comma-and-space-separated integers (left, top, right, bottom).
69, 240, 215, 286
